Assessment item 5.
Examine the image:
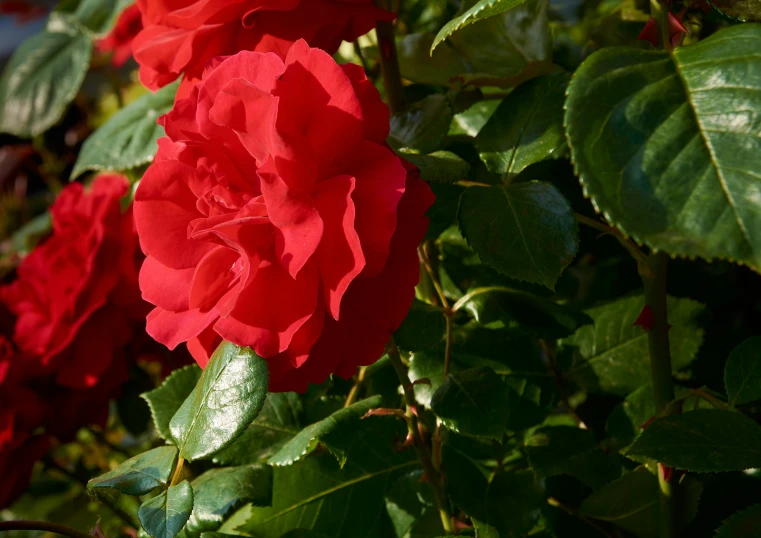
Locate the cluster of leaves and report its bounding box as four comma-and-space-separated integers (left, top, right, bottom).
3, 0, 761, 537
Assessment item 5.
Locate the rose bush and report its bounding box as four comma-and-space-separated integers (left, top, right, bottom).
134, 40, 433, 392
97, 4, 143, 67
132, 0, 393, 99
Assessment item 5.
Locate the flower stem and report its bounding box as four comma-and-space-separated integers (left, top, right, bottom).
0, 521, 93, 538
650, 0, 673, 51
344, 367, 367, 407
387, 342, 454, 534
375, 2, 405, 115
640, 251, 677, 538
170, 457, 185, 487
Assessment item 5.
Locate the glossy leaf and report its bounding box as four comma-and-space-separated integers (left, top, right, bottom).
398, 150, 471, 184
432, 0, 529, 52
476, 73, 569, 178
565, 24, 761, 271
457, 287, 592, 339
708, 0, 761, 21
579, 467, 702, 538
459, 181, 578, 289
142, 364, 202, 442
397, 0, 550, 88
563, 294, 704, 395
239, 418, 416, 538
431, 367, 510, 440
725, 336, 761, 406
389, 94, 453, 154
177, 465, 272, 538
212, 393, 303, 466
170, 342, 269, 461
486, 470, 544, 537
268, 396, 382, 467
0, 28, 92, 138
54, 0, 133, 36
88, 446, 178, 496
385, 471, 445, 538
139, 480, 194, 538
72, 81, 179, 178
715, 504, 761, 538
627, 409, 761, 472
395, 299, 446, 351
525, 426, 621, 488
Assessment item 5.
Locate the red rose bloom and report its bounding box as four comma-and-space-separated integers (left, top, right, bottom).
0, 175, 147, 389
132, 0, 394, 99
134, 41, 433, 392
97, 4, 143, 67
0, 336, 50, 508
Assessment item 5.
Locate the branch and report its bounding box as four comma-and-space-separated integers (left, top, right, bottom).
387, 342, 454, 534
0, 521, 93, 538
575, 213, 653, 278
375, 4, 405, 115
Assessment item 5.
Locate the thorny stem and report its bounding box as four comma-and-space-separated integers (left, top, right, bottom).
344, 367, 367, 407
418, 245, 450, 310
0, 521, 93, 538
640, 252, 678, 538
387, 342, 455, 535
375, 0, 405, 115
650, 0, 674, 52
575, 213, 653, 277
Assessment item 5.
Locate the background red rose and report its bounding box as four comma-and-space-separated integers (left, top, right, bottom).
132, 0, 393, 99
1, 174, 146, 389
97, 4, 143, 67
135, 41, 433, 392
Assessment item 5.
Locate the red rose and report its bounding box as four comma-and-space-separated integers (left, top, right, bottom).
0, 336, 49, 508
134, 41, 433, 392
97, 4, 143, 67
132, 0, 393, 99
0, 175, 147, 389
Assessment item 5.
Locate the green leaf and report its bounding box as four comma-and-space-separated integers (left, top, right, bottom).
715, 504, 761, 538
563, 295, 704, 395
486, 470, 545, 537
441, 444, 490, 522
142, 365, 202, 442
139, 480, 194, 538
397, 150, 471, 184
457, 287, 592, 339
389, 95, 454, 154
431, 367, 512, 440
565, 24, 761, 271
178, 465, 272, 538
88, 446, 178, 496
212, 393, 302, 466
238, 418, 416, 538
476, 73, 569, 178
54, 0, 133, 36
525, 426, 621, 488
170, 342, 269, 461
397, 0, 550, 88
605, 384, 656, 452
385, 471, 445, 538
579, 467, 702, 538
0, 28, 92, 138
708, 0, 761, 21
432, 0, 529, 52
11, 212, 51, 255
458, 181, 578, 289
394, 299, 446, 352
725, 336, 761, 406
72, 81, 178, 178
268, 396, 382, 467
627, 409, 761, 472
449, 100, 500, 137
